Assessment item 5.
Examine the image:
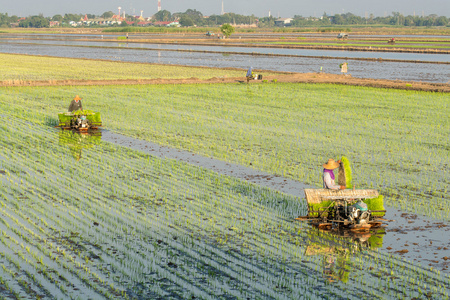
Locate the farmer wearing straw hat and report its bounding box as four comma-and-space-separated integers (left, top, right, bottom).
323, 159, 345, 190
68, 95, 83, 112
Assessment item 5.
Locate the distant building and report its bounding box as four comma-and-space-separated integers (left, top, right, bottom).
137, 21, 152, 26
111, 14, 125, 22
153, 21, 180, 27
275, 18, 293, 26
134, 15, 145, 21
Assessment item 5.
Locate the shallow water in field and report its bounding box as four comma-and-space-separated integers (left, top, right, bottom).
2, 117, 449, 299
98, 129, 450, 272
0, 40, 449, 83
2, 38, 450, 62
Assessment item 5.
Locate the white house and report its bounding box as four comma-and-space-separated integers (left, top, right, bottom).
274, 18, 293, 26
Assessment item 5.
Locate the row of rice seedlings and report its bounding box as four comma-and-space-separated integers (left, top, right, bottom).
1, 83, 447, 220
0, 111, 444, 298
0, 121, 370, 298
0, 120, 302, 296
0, 113, 446, 298
0, 183, 125, 299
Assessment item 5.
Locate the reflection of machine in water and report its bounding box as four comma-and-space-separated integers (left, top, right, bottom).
305, 227, 385, 283
58, 130, 102, 161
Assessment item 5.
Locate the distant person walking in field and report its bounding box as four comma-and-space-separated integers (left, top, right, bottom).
68, 95, 83, 112
322, 159, 345, 190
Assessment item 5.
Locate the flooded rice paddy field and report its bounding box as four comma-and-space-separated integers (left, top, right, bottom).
2, 37, 450, 62
102, 130, 450, 272
0, 38, 449, 83
0, 110, 448, 299
0, 33, 449, 298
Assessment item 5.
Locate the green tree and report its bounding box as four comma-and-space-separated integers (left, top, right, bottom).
220, 23, 234, 38
154, 10, 172, 22
174, 9, 204, 26
258, 16, 276, 27
435, 16, 448, 26
332, 14, 344, 25
52, 14, 63, 22
19, 15, 50, 28
179, 15, 194, 27
101, 11, 114, 19
63, 14, 82, 23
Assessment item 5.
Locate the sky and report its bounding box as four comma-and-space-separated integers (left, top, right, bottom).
0, 0, 449, 18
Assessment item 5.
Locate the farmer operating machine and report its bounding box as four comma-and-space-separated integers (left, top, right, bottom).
297, 157, 386, 231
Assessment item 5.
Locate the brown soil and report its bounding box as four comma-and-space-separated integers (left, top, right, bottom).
1, 73, 449, 92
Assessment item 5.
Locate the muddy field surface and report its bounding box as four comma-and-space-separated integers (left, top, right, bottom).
1, 72, 449, 92
101, 130, 450, 272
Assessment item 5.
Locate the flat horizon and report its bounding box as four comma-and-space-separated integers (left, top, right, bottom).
2, 0, 449, 19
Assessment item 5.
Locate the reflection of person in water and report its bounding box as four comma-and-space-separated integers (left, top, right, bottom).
322, 254, 336, 282
322, 251, 350, 283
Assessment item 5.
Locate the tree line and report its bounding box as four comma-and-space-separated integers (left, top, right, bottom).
0, 10, 448, 28
291, 12, 449, 27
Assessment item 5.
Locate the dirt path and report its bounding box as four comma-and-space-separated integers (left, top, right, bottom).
1, 72, 449, 92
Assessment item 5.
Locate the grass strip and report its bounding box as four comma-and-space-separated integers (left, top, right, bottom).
0, 53, 250, 82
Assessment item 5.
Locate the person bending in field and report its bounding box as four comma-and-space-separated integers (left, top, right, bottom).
322, 159, 345, 190
68, 95, 83, 112
246, 67, 253, 83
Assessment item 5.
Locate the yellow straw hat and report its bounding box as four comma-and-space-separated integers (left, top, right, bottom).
323, 158, 339, 170
73, 95, 82, 101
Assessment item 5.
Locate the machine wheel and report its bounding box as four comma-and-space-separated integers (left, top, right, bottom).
317, 223, 332, 230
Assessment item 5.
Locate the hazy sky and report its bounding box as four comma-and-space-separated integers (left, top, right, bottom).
1, 0, 449, 18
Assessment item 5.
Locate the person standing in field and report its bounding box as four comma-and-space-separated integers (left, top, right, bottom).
323, 159, 345, 190
68, 95, 83, 112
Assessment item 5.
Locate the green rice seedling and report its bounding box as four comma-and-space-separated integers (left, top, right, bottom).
338, 156, 352, 189
364, 195, 385, 217
0, 82, 448, 299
